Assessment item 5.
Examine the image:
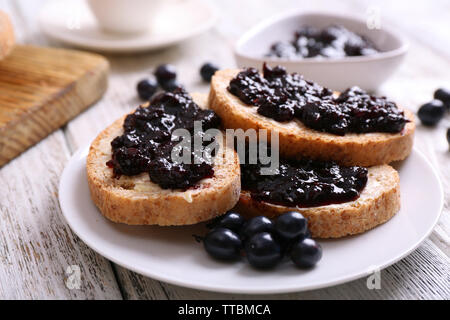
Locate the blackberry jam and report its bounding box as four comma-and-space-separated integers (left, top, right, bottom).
241, 154, 368, 207
107, 88, 221, 190
228, 64, 409, 135
267, 25, 379, 59
228, 64, 333, 123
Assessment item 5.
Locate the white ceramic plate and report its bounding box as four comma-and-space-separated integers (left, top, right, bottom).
39, 0, 217, 53
59, 146, 442, 294
234, 11, 409, 91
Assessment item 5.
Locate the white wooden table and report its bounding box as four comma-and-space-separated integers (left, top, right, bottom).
0, 0, 449, 299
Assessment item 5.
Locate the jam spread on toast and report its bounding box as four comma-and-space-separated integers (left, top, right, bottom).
107, 89, 221, 190
228, 64, 409, 135
267, 25, 379, 59
241, 152, 368, 207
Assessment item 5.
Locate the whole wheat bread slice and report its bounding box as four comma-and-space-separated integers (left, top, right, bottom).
209, 69, 415, 167
235, 164, 400, 238
87, 93, 241, 226
87, 93, 402, 237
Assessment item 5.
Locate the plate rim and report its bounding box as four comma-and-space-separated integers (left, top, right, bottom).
58, 146, 444, 294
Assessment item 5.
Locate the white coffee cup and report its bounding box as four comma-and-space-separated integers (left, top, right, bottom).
87, 0, 162, 34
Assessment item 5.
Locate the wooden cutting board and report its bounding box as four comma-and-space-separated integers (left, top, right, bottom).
0, 45, 109, 166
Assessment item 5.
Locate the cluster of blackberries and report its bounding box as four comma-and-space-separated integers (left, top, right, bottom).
136, 62, 219, 100
137, 64, 180, 100
198, 211, 322, 270
417, 88, 450, 148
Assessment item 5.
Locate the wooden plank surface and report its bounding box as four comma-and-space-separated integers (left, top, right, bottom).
0, 0, 121, 299
0, 0, 448, 299
0, 131, 122, 299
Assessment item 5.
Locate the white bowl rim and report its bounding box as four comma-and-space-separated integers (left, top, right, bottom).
234, 10, 409, 65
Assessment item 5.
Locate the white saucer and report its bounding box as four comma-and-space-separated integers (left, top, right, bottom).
58, 146, 443, 294
39, 0, 217, 53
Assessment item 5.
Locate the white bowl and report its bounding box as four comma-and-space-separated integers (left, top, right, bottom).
234, 11, 409, 92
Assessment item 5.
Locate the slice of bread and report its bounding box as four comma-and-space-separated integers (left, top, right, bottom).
0, 11, 14, 60
235, 164, 400, 238
87, 94, 241, 226
209, 69, 415, 167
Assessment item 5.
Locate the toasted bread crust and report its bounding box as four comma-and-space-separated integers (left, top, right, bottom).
87, 97, 241, 226
235, 165, 401, 238
209, 69, 415, 166
0, 11, 14, 60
